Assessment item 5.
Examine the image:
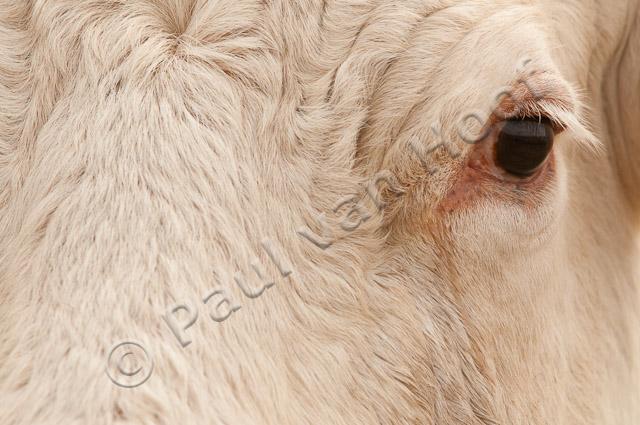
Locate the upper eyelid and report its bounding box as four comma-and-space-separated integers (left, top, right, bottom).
488, 74, 599, 150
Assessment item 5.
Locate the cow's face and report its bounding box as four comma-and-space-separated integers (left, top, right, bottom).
345, 7, 584, 418
290, 1, 640, 422
0, 1, 638, 424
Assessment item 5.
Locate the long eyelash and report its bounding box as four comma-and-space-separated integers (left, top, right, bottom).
538, 101, 601, 153
510, 97, 600, 153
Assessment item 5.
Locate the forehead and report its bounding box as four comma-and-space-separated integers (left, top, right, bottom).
6, 1, 592, 210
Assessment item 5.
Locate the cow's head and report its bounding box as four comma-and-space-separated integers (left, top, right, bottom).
0, 1, 638, 424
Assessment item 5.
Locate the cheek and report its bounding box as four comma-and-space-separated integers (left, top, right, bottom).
384, 138, 566, 250
441, 148, 568, 255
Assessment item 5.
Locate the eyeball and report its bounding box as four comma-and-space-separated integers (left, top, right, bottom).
495, 117, 554, 177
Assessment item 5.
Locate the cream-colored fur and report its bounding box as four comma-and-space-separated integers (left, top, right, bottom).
0, 1, 639, 424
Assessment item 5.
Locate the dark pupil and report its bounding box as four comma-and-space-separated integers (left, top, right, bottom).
496, 118, 554, 177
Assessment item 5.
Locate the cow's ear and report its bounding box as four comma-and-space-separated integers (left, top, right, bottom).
605, 9, 640, 217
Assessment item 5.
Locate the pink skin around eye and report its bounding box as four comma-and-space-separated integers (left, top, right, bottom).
435, 70, 573, 215
437, 121, 556, 215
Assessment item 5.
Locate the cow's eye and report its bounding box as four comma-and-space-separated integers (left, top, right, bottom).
495, 117, 554, 177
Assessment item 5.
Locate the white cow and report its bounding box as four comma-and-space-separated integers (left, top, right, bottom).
0, 1, 638, 424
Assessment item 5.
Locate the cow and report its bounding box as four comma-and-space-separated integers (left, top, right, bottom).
0, 1, 638, 424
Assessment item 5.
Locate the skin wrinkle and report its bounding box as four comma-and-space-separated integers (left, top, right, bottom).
380, 7, 496, 157
352, 2, 467, 161
608, 2, 640, 216
327, 2, 451, 105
